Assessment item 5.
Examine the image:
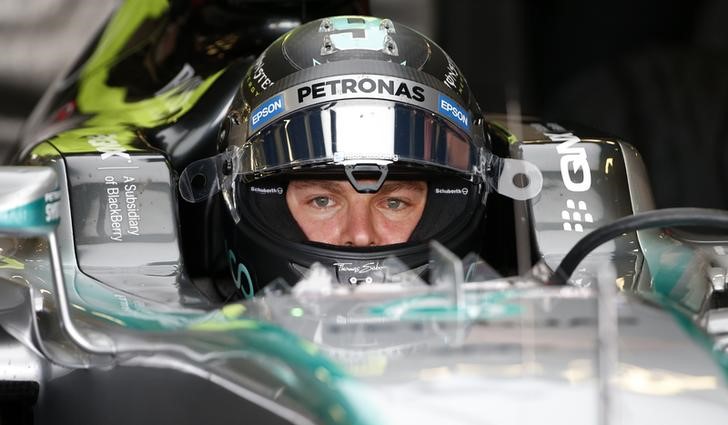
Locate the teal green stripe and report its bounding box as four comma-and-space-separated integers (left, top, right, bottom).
0, 196, 59, 231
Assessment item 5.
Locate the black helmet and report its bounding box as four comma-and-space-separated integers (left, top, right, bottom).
180, 16, 541, 297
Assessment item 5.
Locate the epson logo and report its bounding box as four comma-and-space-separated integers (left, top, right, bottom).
435, 187, 469, 195
297, 77, 425, 103
250, 186, 284, 195
251, 95, 284, 131
438, 95, 469, 131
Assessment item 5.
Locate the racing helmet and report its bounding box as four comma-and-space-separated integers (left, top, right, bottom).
180, 16, 541, 297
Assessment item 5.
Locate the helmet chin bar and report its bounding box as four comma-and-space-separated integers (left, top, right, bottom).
479, 149, 543, 201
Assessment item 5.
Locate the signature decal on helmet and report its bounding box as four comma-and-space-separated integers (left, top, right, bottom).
443, 56, 464, 95
438, 94, 470, 131
250, 94, 285, 132
333, 261, 387, 285
334, 261, 386, 274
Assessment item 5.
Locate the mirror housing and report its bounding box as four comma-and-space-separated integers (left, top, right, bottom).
0, 166, 60, 235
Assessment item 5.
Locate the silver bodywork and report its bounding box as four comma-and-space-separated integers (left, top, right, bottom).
2, 146, 728, 423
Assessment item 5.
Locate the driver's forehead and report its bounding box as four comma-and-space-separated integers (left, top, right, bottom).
289, 180, 427, 194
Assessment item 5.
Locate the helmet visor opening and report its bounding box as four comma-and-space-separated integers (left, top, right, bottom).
236, 175, 482, 249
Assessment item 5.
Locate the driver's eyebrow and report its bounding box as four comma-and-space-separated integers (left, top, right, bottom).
291, 180, 426, 195
291, 180, 345, 194
378, 181, 427, 195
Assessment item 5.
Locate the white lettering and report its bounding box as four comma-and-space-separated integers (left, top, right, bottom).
88, 135, 131, 161
44, 202, 59, 222
251, 98, 283, 125
444, 58, 460, 91
252, 53, 274, 91
250, 186, 284, 195
548, 131, 592, 192
440, 99, 468, 127
124, 183, 140, 236
434, 187, 470, 195
333, 262, 386, 274
44, 190, 61, 202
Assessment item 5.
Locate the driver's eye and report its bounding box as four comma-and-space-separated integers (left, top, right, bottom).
313, 196, 331, 208
386, 198, 403, 209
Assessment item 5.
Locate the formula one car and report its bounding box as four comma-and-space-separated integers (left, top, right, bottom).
3, 1, 728, 424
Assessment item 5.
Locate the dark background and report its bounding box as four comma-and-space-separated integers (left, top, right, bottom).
1, 0, 727, 209
439, 0, 728, 209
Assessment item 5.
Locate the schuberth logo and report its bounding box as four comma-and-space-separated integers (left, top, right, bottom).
250, 186, 284, 195
297, 77, 425, 103
435, 187, 469, 195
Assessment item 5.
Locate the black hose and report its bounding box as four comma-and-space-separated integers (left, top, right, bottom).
550, 207, 728, 285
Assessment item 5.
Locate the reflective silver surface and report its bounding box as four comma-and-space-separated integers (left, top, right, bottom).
0, 166, 57, 213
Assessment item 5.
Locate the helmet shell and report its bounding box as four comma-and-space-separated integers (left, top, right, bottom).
218, 16, 490, 296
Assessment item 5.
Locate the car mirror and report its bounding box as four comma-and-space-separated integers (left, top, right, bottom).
0, 166, 109, 355
0, 166, 61, 236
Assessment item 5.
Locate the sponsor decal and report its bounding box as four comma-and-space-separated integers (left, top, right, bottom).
434, 187, 469, 195
88, 134, 131, 161
250, 74, 472, 135
544, 128, 592, 192
250, 94, 284, 132
297, 77, 424, 103
536, 122, 594, 232
333, 152, 399, 162
334, 261, 388, 285
438, 94, 470, 131
561, 198, 593, 232
251, 52, 274, 92
443, 57, 463, 94
250, 186, 284, 195
44, 190, 61, 223
104, 175, 141, 241
334, 261, 386, 274
227, 247, 255, 299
